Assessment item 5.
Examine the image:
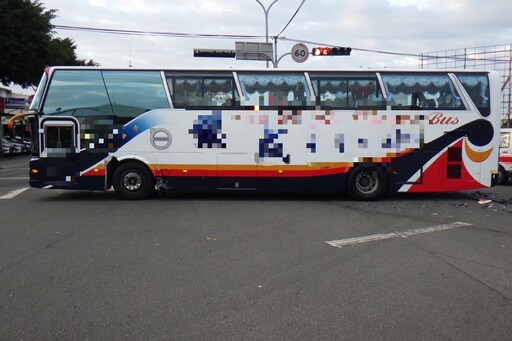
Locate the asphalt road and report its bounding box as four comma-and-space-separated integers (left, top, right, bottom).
1, 156, 512, 340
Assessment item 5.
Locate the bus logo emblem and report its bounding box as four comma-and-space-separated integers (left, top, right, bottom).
150, 128, 172, 150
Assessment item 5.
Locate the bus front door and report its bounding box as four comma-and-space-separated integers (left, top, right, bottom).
38, 117, 80, 187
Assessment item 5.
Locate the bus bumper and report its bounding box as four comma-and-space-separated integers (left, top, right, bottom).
490, 172, 499, 187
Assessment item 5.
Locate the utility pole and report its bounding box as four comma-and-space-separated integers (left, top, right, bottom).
255, 0, 279, 68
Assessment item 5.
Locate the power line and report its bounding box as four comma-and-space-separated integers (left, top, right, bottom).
52, 25, 433, 59
275, 0, 306, 39
56, 24, 510, 64
281, 37, 420, 58
56, 24, 421, 59
283, 36, 512, 63
420, 52, 512, 64
54, 25, 266, 40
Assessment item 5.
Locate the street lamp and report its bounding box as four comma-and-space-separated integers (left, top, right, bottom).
255, 0, 279, 68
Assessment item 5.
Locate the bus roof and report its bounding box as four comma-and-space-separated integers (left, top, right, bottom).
44, 66, 496, 74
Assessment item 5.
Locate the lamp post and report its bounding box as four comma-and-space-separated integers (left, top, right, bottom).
255, 0, 279, 68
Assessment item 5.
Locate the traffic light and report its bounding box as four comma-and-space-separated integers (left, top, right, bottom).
312, 47, 351, 56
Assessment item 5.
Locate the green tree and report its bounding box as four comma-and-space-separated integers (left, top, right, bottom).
48, 37, 98, 67
0, 0, 98, 88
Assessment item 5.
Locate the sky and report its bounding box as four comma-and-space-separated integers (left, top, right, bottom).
9, 0, 512, 94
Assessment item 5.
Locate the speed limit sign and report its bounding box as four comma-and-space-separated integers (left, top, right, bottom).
291, 43, 309, 63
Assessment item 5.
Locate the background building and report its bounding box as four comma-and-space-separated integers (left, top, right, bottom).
1, 87, 32, 157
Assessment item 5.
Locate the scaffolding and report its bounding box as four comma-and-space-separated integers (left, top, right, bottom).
419, 44, 512, 127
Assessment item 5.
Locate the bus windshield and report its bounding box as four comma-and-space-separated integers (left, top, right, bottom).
29, 71, 48, 113
42, 70, 169, 121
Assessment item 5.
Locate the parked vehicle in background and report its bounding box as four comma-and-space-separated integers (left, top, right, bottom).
2, 138, 19, 155
498, 128, 512, 184
2, 141, 11, 156
9, 136, 32, 154
3, 137, 23, 155
1, 136, 32, 157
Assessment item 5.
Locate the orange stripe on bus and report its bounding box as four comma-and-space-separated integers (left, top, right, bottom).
153, 163, 352, 178
464, 143, 493, 163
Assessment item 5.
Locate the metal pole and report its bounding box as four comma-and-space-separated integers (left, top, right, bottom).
0, 112, 3, 157
274, 36, 278, 68
275, 52, 291, 67
508, 56, 512, 127
255, 0, 279, 68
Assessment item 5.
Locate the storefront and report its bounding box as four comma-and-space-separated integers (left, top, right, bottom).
1, 88, 32, 156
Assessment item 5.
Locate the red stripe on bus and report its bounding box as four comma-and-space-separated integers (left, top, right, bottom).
156, 167, 350, 178
81, 165, 351, 178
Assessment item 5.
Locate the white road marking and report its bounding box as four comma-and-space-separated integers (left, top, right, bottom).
0, 177, 29, 180
0, 187, 30, 200
0, 167, 30, 172
326, 222, 472, 248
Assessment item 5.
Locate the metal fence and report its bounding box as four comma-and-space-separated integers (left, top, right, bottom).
419, 44, 512, 127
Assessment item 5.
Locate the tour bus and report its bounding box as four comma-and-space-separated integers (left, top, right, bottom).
498, 128, 512, 184
27, 67, 501, 200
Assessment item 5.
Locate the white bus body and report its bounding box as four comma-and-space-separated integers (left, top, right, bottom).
28, 67, 501, 199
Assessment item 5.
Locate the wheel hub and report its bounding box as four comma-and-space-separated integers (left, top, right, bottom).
122, 171, 143, 191
356, 172, 378, 194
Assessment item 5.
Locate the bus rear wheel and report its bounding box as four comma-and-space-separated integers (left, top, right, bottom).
112, 161, 154, 200
347, 166, 387, 201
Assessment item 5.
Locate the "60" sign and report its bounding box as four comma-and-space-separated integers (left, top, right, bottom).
291, 43, 309, 63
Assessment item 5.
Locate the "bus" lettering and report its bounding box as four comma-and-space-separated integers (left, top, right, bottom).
429, 112, 459, 125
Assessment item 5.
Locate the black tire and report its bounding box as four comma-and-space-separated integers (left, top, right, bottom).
497, 165, 506, 185
347, 166, 387, 201
112, 161, 154, 200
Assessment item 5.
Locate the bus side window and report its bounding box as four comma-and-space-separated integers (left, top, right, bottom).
456, 73, 490, 116
204, 79, 236, 106
309, 74, 384, 109
349, 79, 383, 109
311, 79, 348, 108
166, 73, 239, 108
172, 78, 202, 107
437, 88, 458, 109
237, 73, 313, 107
382, 73, 465, 110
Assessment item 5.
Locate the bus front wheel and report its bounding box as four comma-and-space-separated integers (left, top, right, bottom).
497, 165, 507, 185
347, 166, 387, 201
112, 161, 154, 200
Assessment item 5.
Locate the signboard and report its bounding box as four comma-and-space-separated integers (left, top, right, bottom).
291, 43, 309, 63
5, 98, 26, 109
0, 97, 4, 113
235, 42, 273, 61
194, 49, 236, 58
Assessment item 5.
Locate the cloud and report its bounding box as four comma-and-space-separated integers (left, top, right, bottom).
18, 0, 512, 71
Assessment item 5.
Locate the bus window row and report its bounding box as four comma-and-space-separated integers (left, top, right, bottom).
167, 72, 384, 109
166, 72, 490, 115
40, 70, 491, 121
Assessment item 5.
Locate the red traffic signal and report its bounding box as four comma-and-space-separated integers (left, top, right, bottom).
312, 47, 330, 56
312, 47, 351, 56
